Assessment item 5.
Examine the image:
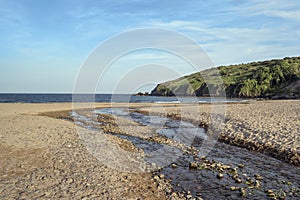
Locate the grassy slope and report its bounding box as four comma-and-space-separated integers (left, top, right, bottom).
151, 56, 300, 98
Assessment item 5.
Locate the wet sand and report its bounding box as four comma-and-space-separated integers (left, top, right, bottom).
0, 100, 299, 199
139, 100, 300, 166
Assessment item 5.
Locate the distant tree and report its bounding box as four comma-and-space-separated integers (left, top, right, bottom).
239, 79, 260, 97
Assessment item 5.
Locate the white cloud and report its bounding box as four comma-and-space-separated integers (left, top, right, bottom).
230, 0, 300, 21
147, 6, 300, 66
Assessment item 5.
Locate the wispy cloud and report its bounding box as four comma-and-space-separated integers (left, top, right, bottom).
147, 1, 300, 66
229, 0, 300, 21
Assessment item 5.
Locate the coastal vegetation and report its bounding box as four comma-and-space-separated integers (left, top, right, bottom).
151, 56, 300, 98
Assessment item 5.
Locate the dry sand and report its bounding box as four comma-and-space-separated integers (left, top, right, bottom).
0, 103, 169, 199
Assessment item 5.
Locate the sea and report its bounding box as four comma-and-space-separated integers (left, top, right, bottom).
0, 93, 242, 103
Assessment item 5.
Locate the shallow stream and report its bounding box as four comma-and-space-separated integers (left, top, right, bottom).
72, 108, 300, 199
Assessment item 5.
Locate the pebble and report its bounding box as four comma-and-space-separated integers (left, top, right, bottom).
217, 173, 224, 179
230, 186, 237, 191
266, 189, 274, 194
66, 178, 73, 184
267, 193, 276, 198
159, 174, 165, 179
171, 163, 177, 168
254, 174, 263, 180
165, 187, 172, 194
171, 192, 178, 197
44, 191, 51, 196
196, 191, 202, 196
255, 180, 261, 188
235, 178, 242, 183
238, 163, 245, 168
189, 162, 198, 169
240, 188, 246, 196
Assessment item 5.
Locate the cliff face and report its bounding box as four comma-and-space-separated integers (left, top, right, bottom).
151, 56, 300, 99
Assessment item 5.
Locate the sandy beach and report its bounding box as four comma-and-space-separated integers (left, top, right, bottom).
0, 101, 299, 199
0, 103, 169, 199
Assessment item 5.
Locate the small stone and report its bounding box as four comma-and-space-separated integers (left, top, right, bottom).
240, 188, 246, 197
165, 187, 172, 194
186, 194, 192, 199
189, 162, 198, 169
230, 186, 237, 191
254, 174, 263, 180
171, 163, 177, 168
238, 163, 245, 168
159, 174, 165, 179
267, 193, 276, 198
235, 178, 242, 183
266, 190, 273, 194
255, 180, 261, 188
66, 178, 73, 184
171, 192, 178, 197
217, 173, 224, 179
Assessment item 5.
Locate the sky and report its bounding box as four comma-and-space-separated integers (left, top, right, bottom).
0, 0, 300, 93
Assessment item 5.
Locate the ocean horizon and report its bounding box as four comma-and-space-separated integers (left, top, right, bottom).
0, 93, 239, 103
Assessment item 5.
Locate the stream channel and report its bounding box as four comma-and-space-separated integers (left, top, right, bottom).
72, 107, 300, 200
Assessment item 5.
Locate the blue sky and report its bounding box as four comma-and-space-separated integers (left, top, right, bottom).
0, 0, 300, 93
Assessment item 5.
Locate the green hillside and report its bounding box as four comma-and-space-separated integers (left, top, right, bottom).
151, 56, 300, 98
